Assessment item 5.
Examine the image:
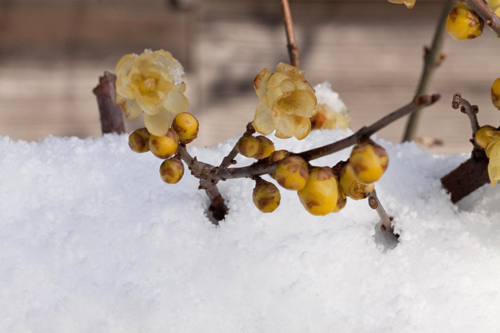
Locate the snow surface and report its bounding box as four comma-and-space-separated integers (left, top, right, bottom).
1, 130, 500, 332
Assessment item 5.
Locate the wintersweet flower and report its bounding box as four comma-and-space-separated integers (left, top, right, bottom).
311, 82, 350, 131
253, 62, 317, 140
115, 49, 189, 136
485, 135, 500, 187
388, 0, 416, 9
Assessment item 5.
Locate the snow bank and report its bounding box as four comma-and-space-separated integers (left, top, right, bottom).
1, 131, 499, 332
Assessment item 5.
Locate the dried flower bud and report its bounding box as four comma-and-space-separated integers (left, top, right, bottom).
275, 156, 309, 191
252, 179, 281, 213
475, 125, 497, 149
297, 167, 339, 216
236, 136, 262, 158
255, 136, 275, 159
128, 128, 150, 153
339, 163, 375, 200
446, 3, 484, 41
149, 129, 179, 159
349, 143, 389, 183
159, 157, 184, 184
172, 112, 199, 144
491, 78, 500, 110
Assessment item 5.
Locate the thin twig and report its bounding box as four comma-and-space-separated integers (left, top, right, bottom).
281, 0, 300, 68
451, 92, 480, 138
368, 190, 393, 233
402, 0, 454, 142
219, 122, 255, 168
465, 0, 500, 36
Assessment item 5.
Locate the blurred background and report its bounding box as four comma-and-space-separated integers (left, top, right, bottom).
0, 0, 499, 154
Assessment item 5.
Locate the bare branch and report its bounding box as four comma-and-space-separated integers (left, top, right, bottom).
368, 190, 394, 233
281, 0, 300, 68
402, 0, 454, 142
451, 92, 480, 138
92, 72, 125, 135
465, 0, 500, 36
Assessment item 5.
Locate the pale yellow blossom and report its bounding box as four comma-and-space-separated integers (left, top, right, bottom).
485, 134, 500, 187
388, 0, 416, 9
115, 49, 189, 136
252, 63, 317, 140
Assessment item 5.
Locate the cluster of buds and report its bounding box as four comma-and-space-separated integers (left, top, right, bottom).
446, 2, 484, 40
236, 136, 275, 160
250, 139, 389, 216
128, 112, 199, 184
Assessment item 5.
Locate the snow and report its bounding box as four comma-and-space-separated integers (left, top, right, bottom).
1, 130, 500, 332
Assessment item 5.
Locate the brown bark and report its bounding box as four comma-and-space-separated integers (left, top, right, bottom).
93, 71, 125, 135
281, 0, 300, 68
465, 0, 500, 37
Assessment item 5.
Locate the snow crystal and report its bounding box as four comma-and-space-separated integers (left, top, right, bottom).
313, 81, 348, 114
0, 131, 499, 332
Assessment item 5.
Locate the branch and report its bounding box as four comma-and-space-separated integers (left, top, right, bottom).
465, 0, 500, 36
368, 190, 394, 234
219, 122, 255, 168
402, 0, 454, 142
281, 0, 300, 68
92, 71, 126, 135
451, 92, 479, 138
211, 94, 440, 181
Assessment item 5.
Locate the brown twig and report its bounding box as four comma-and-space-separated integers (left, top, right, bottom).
402, 0, 454, 142
368, 190, 394, 233
451, 92, 480, 138
92, 71, 126, 135
441, 93, 490, 203
465, 0, 500, 36
281, 0, 300, 68
219, 122, 255, 168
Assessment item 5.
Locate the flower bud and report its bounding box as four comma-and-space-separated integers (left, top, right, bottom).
332, 176, 347, 213
128, 128, 150, 153
475, 125, 497, 149
255, 136, 275, 159
297, 167, 339, 216
491, 78, 500, 110
268, 150, 290, 179
149, 129, 179, 159
252, 179, 281, 213
236, 136, 262, 158
159, 157, 184, 184
349, 143, 389, 183
339, 163, 374, 200
172, 112, 199, 144
275, 156, 309, 191
446, 3, 484, 40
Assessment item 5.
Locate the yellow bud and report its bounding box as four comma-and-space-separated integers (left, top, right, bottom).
297, 167, 339, 216
349, 143, 389, 183
252, 179, 281, 213
446, 3, 484, 41
491, 78, 500, 110
159, 157, 184, 184
236, 136, 262, 158
255, 136, 275, 159
172, 112, 199, 144
149, 129, 179, 159
275, 156, 309, 191
128, 128, 150, 153
268, 150, 290, 180
339, 163, 374, 200
475, 125, 497, 149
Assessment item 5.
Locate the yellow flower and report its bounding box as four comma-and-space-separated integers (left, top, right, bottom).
388, 0, 416, 9
491, 78, 500, 110
485, 135, 500, 187
115, 49, 189, 136
252, 63, 317, 140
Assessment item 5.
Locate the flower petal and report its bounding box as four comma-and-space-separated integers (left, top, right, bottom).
116, 54, 137, 77
275, 62, 304, 79
253, 100, 275, 135
487, 137, 500, 187
273, 112, 295, 139
267, 86, 285, 110
144, 108, 173, 137
116, 95, 142, 119
275, 90, 316, 118
293, 116, 311, 140
163, 91, 189, 114
267, 72, 289, 89
254, 68, 272, 100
